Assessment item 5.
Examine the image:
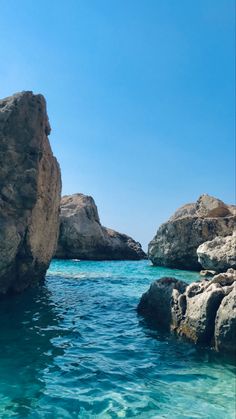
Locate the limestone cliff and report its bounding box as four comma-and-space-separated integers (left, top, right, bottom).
0, 92, 61, 294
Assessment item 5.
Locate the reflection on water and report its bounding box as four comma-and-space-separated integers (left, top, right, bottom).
0, 260, 235, 418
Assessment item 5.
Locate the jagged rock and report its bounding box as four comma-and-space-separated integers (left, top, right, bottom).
55, 194, 146, 260
0, 92, 61, 294
215, 286, 236, 355
197, 234, 236, 272
138, 270, 236, 354
205, 269, 236, 288
149, 194, 235, 270
137, 277, 187, 329
200, 270, 217, 278
178, 283, 225, 344
195, 194, 231, 218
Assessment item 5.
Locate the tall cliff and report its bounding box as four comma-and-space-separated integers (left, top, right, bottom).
0, 92, 61, 294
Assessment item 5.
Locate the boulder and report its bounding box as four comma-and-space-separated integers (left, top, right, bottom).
197, 234, 236, 272
195, 194, 231, 218
55, 194, 146, 260
148, 194, 235, 270
0, 91, 61, 294
206, 269, 236, 288
200, 270, 217, 278
178, 282, 225, 344
138, 269, 236, 354
137, 277, 187, 329
215, 286, 236, 355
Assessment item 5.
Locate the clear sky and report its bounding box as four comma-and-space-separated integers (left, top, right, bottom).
0, 0, 235, 250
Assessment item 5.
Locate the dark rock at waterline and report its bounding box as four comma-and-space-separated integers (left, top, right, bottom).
137, 277, 187, 329
0, 91, 61, 294
55, 194, 146, 260
148, 194, 235, 270
138, 269, 236, 355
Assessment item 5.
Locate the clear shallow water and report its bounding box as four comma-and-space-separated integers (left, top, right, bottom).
0, 260, 235, 418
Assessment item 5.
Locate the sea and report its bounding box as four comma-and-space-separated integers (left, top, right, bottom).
0, 260, 235, 418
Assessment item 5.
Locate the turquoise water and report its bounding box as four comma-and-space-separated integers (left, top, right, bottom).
0, 260, 235, 418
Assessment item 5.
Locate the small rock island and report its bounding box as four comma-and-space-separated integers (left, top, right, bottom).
55, 193, 146, 260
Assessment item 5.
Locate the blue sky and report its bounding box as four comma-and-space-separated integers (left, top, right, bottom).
0, 0, 235, 250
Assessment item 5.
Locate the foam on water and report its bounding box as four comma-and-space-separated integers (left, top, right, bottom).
0, 260, 235, 418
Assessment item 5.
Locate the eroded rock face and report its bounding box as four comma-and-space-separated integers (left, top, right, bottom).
138, 269, 236, 355
55, 194, 146, 260
215, 286, 236, 354
137, 277, 187, 329
0, 91, 61, 294
148, 194, 235, 270
178, 282, 225, 344
197, 234, 236, 272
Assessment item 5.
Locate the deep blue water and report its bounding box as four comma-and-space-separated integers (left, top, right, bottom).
0, 260, 235, 418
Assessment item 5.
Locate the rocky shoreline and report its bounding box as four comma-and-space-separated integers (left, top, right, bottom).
138, 269, 235, 356
139, 194, 235, 356
0, 91, 235, 357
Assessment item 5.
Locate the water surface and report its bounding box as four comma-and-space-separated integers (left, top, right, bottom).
0, 260, 235, 418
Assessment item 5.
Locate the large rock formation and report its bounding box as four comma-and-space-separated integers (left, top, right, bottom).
148, 194, 235, 270
197, 234, 236, 272
0, 92, 61, 294
138, 269, 236, 355
55, 194, 146, 260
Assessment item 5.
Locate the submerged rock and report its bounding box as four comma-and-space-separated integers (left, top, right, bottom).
197, 234, 236, 273
0, 92, 61, 294
55, 194, 146, 260
148, 194, 235, 270
138, 269, 236, 355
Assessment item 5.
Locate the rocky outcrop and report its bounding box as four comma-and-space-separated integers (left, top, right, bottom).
215, 287, 236, 354
197, 234, 236, 272
55, 194, 146, 260
138, 269, 236, 355
148, 194, 235, 270
0, 92, 61, 294
137, 277, 187, 329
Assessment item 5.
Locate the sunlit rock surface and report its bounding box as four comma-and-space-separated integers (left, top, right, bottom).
0, 91, 61, 294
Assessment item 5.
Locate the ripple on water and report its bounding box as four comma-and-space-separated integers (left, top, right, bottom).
0, 260, 235, 418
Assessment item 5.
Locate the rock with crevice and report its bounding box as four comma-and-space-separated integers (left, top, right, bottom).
138, 269, 236, 355
55, 193, 146, 260
0, 91, 61, 294
148, 194, 235, 270
137, 277, 187, 329
214, 286, 236, 354
178, 283, 225, 344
